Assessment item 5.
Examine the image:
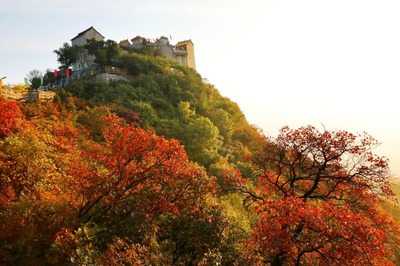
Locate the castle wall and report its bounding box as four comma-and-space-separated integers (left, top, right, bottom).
174, 40, 196, 69
159, 45, 175, 59
185, 42, 196, 69
124, 36, 196, 69
174, 54, 188, 67
71, 28, 197, 70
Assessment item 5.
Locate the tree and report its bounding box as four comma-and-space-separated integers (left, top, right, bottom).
25, 69, 55, 89
209, 108, 234, 140
76, 106, 112, 142
84, 39, 121, 67
27, 69, 43, 89
0, 108, 221, 264
0, 99, 24, 139
182, 116, 222, 167
233, 125, 398, 265
54, 42, 82, 69
43, 69, 56, 85
56, 115, 220, 263
130, 101, 158, 128
0, 105, 78, 264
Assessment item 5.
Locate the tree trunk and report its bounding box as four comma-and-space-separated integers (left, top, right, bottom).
271, 257, 284, 266
271, 252, 285, 266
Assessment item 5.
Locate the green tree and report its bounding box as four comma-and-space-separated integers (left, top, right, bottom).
209, 108, 234, 140
183, 117, 222, 166
130, 101, 158, 128
43, 69, 56, 85
54, 42, 82, 69
177, 101, 196, 122
84, 39, 121, 67
27, 69, 42, 89
77, 106, 112, 142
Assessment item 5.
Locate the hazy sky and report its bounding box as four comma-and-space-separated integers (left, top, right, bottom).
1, 0, 400, 176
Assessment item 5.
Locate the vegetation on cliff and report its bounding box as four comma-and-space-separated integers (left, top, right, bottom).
0, 40, 399, 265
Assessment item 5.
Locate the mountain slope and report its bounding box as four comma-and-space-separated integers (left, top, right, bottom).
64, 52, 263, 177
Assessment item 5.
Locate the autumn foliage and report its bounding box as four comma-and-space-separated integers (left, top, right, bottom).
0, 100, 219, 264
4, 39, 399, 264
0, 98, 23, 138
237, 126, 399, 265
0, 96, 398, 265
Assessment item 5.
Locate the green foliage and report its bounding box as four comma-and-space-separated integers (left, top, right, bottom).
177, 101, 196, 122
209, 108, 235, 140
65, 51, 261, 177
156, 205, 227, 265
84, 39, 121, 67
43, 70, 56, 85
26, 69, 56, 89
56, 49, 266, 263
122, 45, 162, 57
76, 106, 112, 141
218, 193, 255, 265
182, 116, 222, 167
2, 38, 398, 265
53, 42, 83, 69
27, 69, 42, 89
129, 101, 158, 128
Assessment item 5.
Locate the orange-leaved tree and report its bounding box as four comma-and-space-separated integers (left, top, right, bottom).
0, 97, 24, 139
0, 103, 220, 264
66, 115, 218, 223
0, 101, 81, 264
229, 125, 398, 265
57, 115, 219, 264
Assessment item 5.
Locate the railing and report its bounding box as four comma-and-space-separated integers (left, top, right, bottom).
102, 66, 124, 75
35, 68, 87, 91
173, 49, 188, 55
37, 65, 128, 91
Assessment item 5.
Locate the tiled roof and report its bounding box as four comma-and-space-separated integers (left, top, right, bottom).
175, 40, 194, 47
71, 26, 105, 41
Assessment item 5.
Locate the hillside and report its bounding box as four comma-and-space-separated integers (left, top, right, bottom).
1, 39, 399, 265
0, 42, 265, 265
63, 51, 263, 180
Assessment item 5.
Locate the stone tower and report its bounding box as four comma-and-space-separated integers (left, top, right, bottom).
174, 40, 196, 69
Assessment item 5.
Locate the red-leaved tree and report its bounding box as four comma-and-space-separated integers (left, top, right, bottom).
0, 108, 220, 264
0, 98, 24, 139
229, 125, 398, 265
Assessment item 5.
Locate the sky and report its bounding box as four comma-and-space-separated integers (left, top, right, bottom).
1, 0, 400, 176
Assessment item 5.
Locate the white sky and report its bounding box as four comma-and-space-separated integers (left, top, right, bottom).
1, 0, 400, 176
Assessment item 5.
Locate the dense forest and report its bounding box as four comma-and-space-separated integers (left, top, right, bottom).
0, 40, 399, 265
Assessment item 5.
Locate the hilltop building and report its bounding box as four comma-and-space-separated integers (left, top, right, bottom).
71, 26, 105, 46
0, 27, 196, 102
70, 26, 108, 71
71, 27, 196, 69
70, 27, 196, 70
174, 40, 196, 69
120, 35, 196, 69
